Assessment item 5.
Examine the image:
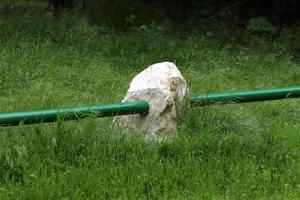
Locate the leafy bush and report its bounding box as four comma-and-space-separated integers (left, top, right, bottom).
87, 0, 165, 30
247, 17, 277, 35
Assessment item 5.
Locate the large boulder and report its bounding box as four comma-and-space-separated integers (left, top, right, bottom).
114, 62, 188, 140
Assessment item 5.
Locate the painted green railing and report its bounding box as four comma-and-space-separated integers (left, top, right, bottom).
1, 86, 300, 126
0, 101, 149, 126
190, 86, 300, 106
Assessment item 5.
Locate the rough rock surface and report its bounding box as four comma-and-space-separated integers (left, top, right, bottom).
113, 62, 188, 139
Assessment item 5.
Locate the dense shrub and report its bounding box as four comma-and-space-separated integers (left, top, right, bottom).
87, 0, 165, 30
86, 0, 300, 29
49, 0, 86, 15
246, 17, 277, 35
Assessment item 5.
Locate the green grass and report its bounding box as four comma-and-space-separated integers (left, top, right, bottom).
1, 3, 300, 199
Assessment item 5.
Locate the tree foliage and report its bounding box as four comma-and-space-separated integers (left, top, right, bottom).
49, 0, 85, 15
85, 0, 299, 28
48, 0, 299, 29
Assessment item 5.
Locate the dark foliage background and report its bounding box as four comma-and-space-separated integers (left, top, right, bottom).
47, 0, 300, 28
84, 0, 300, 29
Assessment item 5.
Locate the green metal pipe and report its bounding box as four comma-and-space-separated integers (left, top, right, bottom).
0, 101, 149, 126
190, 86, 300, 106
1, 86, 300, 127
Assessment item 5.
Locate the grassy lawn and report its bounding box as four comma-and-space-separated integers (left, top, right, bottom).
1, 3, 300, 199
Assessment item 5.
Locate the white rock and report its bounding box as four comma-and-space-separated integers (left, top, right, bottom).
114, 62, 188, 139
